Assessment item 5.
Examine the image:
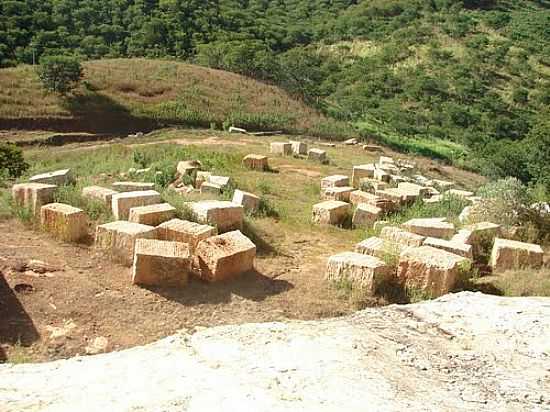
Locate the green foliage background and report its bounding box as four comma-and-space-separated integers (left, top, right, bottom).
1, 0, 549, 187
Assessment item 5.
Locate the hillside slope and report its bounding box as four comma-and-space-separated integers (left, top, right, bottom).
0, 58, 350, 136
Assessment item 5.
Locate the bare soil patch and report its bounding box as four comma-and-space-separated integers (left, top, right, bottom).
0, 219, 353, 363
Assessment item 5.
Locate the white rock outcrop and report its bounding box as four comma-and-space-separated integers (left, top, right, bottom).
0, 293, 548, 411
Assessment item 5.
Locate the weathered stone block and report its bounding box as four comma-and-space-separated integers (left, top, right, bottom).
195, 171, 211, 189
242, 155, 269, 171
208, 175, 231, 189
157, 218, 216, 253
190, 200, 244, 233
423, 237, 473, 259
112, 182, 155, 193
379, 156, 394, 165
40, 203, 88, 242
359, 178, 388, 193
29, 169, 73, 186
312, 200, 350, 225
270, 142, 292, 156
200, 182, 222, 195
352, 203, 382, 228
290, 141, 308, 155
132, 239, 191, 287
403, 218, 455, 239
397, 246, 471, 298
355, 237, 403, 264
82, 186, 118, 206
232, 189, 261, 212
462, 222, 502, 261
95, 221, 157, 266
321, 186, 355, 202
321, 175, 349, 189
326, 252, 391, 296
308, 148, 328, 163
380, 226, 425, 247
373, 168, 390, 183
350, 190, 380, 206
12, 182, 57, 215
111, 190, 161, 220
490, 238, 544, 272
352, 164, 376, 187
398, 182, 431, 198
129, 203, 176, 226
343, 138, 358, 145
446, 189, 474, 199
194, 230, 256, 282
375, 189, 406, 205
177, 160, 201, 177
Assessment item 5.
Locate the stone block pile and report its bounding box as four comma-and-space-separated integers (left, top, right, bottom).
320, 154, 546, 298
12, 161, 259, 289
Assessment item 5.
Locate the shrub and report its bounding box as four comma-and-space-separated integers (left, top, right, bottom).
37, 55, 83, 94
0, 143, 29, 178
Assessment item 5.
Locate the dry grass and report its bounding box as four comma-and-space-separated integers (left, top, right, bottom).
476, 268, 550, 297
0, 58, 347, 135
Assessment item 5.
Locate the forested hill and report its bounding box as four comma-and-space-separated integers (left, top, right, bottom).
1, 0, 549, 188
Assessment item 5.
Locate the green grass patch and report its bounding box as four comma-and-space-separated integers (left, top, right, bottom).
356, 120, 467, 165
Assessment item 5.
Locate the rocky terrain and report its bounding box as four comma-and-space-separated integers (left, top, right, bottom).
1, 291, 548, 411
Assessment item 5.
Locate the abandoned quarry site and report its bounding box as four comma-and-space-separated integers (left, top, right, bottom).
0, 129, 549, 411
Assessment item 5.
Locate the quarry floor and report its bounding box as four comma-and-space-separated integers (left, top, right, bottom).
1, 128, 489, 363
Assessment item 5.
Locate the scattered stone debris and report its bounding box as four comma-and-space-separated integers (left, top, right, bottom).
490, 238, 544, 272
190, 200, 244, 233
29, 169, 73, 186
128, 203, 176, 226
111, 190, 161, 220
112, 182, 155, 193
355, 236, 403, 263
132, 239, 191, 287
177, 160, 201, 177
200, 182, 222, 195
312, 200, 350, 226
270, 142, 292, 156
157, 218, 216, 253
397, 246, 471, 298
403, 218, 456, 240
194, 230, 256, 282
349, 190, 380, 206
232, 189, 261, 212
352, 164, 376, 187
12, 182, 57, 215
423, 237, 473, 259
290, 140, 308, 155
85, 336, 109, 355
352, 203, 383, 228
380, 226, 425, 247
321, 186, 355, 202
242, 154, 269, 171
308, 148, 328, 163
326, 252, 390, 296
82, 186, 118, 206
40, 203, 88, 242
321, 175, 349, 189
95, 221, 158, 266
446, 189, 474, 199
343, 138, 358, 145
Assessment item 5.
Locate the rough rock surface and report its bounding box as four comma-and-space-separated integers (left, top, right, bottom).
157, 219, 216, 253
1, 292, 548, 412
311, 200, 350, 226
128, 203, 176, 226
242, 155, 269, 171
40, 203, 88, 242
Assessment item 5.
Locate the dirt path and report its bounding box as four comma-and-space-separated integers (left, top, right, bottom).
0, 220, 353, 363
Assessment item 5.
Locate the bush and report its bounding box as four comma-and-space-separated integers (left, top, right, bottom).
37, 55, 83, 94
0, 143, 29, 178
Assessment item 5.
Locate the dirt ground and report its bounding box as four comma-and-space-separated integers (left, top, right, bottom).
0, 129, 489, 363
0, 218, 357, 363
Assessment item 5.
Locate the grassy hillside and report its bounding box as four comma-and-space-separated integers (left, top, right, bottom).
0, 58, 352, 137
